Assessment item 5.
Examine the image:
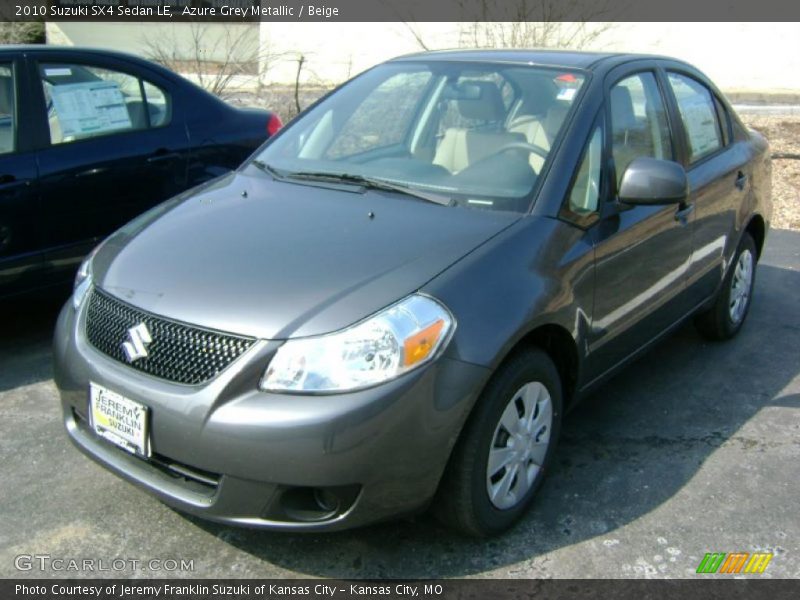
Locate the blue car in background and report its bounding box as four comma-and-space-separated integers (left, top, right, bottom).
0, 45, 280, 298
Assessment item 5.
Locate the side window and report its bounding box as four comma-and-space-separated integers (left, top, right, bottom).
325, 70, 432, 159
610, 72, 673, 186
142, 80, 171, 128
667, 72, 723, 163
0, 64, 16, 155
566, 124, 603, 217
39, 63, 169, 145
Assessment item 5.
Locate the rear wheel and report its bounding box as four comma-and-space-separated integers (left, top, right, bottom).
695, 232, 757, 340
434, 348, 562, 537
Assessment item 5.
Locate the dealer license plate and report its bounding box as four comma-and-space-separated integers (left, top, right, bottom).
89, 382, 150, 458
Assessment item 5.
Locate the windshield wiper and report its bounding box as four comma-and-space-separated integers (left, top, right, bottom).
285, 171, 454, 207
249, 163, 453, 207
250, 159, 287, 181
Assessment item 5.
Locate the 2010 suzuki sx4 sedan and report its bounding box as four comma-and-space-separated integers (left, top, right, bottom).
54, 50, 771, 537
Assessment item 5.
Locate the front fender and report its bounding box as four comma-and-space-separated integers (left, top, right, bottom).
424, 216, 593, 380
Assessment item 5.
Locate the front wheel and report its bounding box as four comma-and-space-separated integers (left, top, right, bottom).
695, 232, 757, 340
434, 348, 563, 537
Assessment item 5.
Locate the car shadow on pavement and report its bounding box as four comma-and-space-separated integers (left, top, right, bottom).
181, 250, 800, 578
0, 289, 68, 393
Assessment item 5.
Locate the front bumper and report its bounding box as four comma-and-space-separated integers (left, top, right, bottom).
53, 297, 490, 531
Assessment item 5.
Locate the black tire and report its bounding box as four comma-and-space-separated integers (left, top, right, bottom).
695, 232, 758, 341
433, 348, 563, 537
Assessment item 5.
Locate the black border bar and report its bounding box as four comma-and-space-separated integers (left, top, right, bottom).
5, 579, 800, 600
3, 0, 800, 22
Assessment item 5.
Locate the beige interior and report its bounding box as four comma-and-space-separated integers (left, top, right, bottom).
507, 102, 569, 172
433, 82, 526, 174
433, 79, 570, 175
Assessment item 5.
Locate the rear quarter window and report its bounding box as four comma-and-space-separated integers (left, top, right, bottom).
39, 63, 172, 145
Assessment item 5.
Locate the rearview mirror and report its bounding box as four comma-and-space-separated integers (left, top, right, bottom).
441, 82, 482, 101
618, 157, 688, 205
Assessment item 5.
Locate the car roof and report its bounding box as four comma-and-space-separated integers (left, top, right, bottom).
391, 48, 677, 72
0, 44, 196, 85
0, 44, 145, 60
0, 44, 187, 75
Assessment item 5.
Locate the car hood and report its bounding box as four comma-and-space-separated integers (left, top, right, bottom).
94, 170, 519, 339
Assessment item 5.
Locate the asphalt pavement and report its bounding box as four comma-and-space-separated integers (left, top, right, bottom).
1, 230, 798, 579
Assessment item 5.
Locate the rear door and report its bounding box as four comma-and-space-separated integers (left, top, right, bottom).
583, 64, 694, 381
30, 51, 190, 281
0, 53, 42, 296
661, 65, 752, 301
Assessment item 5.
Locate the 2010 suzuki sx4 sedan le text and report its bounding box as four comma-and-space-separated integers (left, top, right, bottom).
54, 50, 771, 537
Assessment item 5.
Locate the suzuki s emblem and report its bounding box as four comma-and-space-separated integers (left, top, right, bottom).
122, 322, 152, 363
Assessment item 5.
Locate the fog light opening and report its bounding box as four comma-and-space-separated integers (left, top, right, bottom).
276, 485, 360, 523
313, 488, 341, 513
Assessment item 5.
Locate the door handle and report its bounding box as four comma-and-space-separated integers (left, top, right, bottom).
735, 171, 748, 191
0, 174, 28, 190
147, 151, 181, 164
674, 203, 694, 224
75, 167, 108, 178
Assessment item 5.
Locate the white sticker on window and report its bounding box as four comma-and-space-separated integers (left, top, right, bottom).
49, 80, 132, 138
44, 68, 73, 77
557, 87, 577, 101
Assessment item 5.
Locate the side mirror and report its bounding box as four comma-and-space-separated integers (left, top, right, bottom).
618, 157, 688, 205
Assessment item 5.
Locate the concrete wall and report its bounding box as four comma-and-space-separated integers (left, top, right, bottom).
593, 23, 800, 95
47, 22, 260, 64
47, 22, 800, 96
259, 22, 800, 96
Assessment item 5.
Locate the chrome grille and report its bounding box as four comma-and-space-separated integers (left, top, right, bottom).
85, 289, 255, 385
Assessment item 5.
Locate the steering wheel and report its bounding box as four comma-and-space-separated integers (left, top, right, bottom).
495, 141, 550, 161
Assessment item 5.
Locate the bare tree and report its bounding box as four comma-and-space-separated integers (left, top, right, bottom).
402, 22, 432, 51
405, 0, 619, 51
143, 23, 275, 99
0, 22, 45, 45
293, 55, 306, 115
458, 21, 615, 50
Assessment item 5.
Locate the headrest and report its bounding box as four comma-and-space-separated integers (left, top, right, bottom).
458, 81, 506, 122
610, 86, 637, 132
519, 79, 558, 115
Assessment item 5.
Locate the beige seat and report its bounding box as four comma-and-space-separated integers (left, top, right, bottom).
433, 128, 527, 174
507, 100, 569, 172
433, 82, 525, 173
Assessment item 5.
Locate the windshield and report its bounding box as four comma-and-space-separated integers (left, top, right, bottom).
253, 61, 586, 213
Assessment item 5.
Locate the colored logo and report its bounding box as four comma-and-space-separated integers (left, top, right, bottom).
696, 552, 773, 574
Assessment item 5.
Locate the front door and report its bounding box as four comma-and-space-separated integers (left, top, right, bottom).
585, 68, 694, 382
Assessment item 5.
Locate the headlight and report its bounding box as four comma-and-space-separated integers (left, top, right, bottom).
260, 294, 455, 393
72, 246, 99, 310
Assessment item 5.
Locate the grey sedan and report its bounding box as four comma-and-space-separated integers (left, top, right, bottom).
54, 50, 771, 536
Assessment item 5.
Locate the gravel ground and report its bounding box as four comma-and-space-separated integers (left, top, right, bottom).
741, 115, 800, 231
